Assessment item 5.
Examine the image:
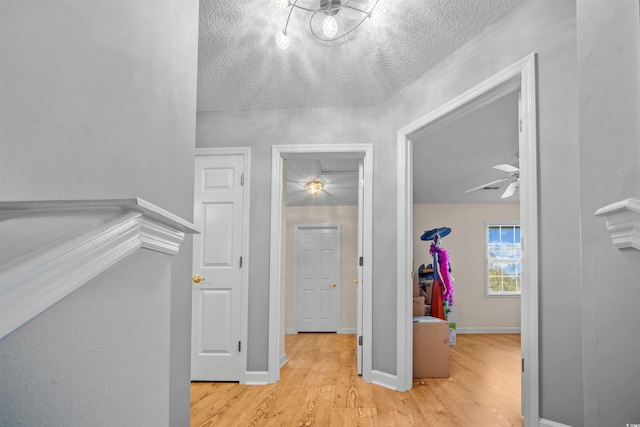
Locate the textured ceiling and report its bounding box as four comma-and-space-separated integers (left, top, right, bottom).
198, 0, 524, 206
412, 89, 520, 204
285, 90, 520, 206
197, 0, 526, 112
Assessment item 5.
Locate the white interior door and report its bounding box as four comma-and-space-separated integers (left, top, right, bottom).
191, 153, 245, 381
357, 160, 364, 375
295, 225, 341, 332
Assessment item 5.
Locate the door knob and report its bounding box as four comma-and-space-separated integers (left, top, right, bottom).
192, 275, 204, 284
330, 283, 337, 288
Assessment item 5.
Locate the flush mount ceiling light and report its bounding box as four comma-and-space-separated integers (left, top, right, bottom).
305, 179, 325, 195
273, 0, 383, 50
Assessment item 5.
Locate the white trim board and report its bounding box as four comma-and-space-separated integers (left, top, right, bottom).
396, 54, 539, 426
456, 327, 521, 334
539, 419, 572, 427
370, 370, 399, 391
0, 198, 197, 340
243, 371, 270, 386
194, 147, 251, 384
269, 144, 374, 385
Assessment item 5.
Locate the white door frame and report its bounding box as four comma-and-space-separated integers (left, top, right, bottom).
396, 54, 539, 425
293, 223, 342, 333
194, 147, 251, 384
269, 143, 374, 384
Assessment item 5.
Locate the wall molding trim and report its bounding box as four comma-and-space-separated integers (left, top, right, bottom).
371, 370, 399, 391
457, 327, 521, 334
269, 144, 374, 385
539, 418, 571, 427
0, 198, 198, 340
339, 328, 357, 334
396, 53, 540, 426
280, 353, 287, 369
244, 371, 270, 385
594, 197, 640, 250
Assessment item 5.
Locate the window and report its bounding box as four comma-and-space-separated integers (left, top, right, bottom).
487, 223, 521, 296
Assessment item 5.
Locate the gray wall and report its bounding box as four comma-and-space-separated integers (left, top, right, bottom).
196, 107, 381, 370
0, 1, 199, 424
577, 1, 640, 426
381, 2, 584, 424
0, 251, 172, 426
196, 1, 591, 425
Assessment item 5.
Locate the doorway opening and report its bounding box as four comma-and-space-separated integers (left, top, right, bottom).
396, 54, 539, 426
269, 144, 374, 384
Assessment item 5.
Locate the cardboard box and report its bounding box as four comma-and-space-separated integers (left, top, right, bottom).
412, 316, 450, 378
413, 297, 426, 316
420, 279, 433, 304
413, 274, 420, 297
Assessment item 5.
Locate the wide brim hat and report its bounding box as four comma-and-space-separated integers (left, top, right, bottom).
420, 227, 451, 241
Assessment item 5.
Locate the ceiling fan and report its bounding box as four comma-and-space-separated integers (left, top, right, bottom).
465, 163, 520, 198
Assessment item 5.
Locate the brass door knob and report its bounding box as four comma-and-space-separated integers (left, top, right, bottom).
330, 283, 337, 288
192, 275, 203, 284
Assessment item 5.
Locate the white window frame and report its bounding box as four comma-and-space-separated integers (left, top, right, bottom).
486, 221, 521, 297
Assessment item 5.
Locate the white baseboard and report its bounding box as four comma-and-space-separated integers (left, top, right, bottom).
456, 327, 521, 334
285, 328, 356, 334
280, 352, 287, 369
370, 370, 399, 390
243, 371, 270, 385
540, 418, 571, 427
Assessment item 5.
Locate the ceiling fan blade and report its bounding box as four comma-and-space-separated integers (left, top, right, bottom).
493, 164, 519, 173
501, 181, 519, 198
464, 177, 509, 193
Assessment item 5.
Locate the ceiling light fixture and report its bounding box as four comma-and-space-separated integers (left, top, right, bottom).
305, 179, 325, 195
273, 0, 383, 50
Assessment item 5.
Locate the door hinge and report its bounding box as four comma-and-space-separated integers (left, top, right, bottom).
238, 341, 241, 352
240, 173, 244, 186
519, 119, 522, 133
522, 358, 524, 373
359, 257, 363, 267
240, 256, 243, 268
358, 336, 363, 346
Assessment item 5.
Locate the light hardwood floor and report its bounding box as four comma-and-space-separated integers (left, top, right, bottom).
191, 333, 523, 427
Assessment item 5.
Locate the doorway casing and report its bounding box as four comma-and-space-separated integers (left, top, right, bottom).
269, 143, 374, 383
396, 54, 539, 426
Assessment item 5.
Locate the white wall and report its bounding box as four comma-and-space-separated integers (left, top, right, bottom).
285, 205, 359, 333
413, 203, 520, 331
577, 1, 640, 426
0, 1, 199, 424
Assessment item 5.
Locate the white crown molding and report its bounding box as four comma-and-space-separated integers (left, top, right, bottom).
0, 198, 198, 340
594, 197, 640, 251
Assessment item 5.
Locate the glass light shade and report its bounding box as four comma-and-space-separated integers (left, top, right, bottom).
275, 31, 290, 50
305, 180, 325, 195
370, 7, 386, 26
322, 15, 338, 38
272, 0, 290, 12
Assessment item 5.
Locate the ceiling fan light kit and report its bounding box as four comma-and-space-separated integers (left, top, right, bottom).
272, 0, 383, 49
465, 162, 520, 199
305, 179, 325, 195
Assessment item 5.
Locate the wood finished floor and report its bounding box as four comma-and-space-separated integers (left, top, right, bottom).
191, 333, 523, 427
